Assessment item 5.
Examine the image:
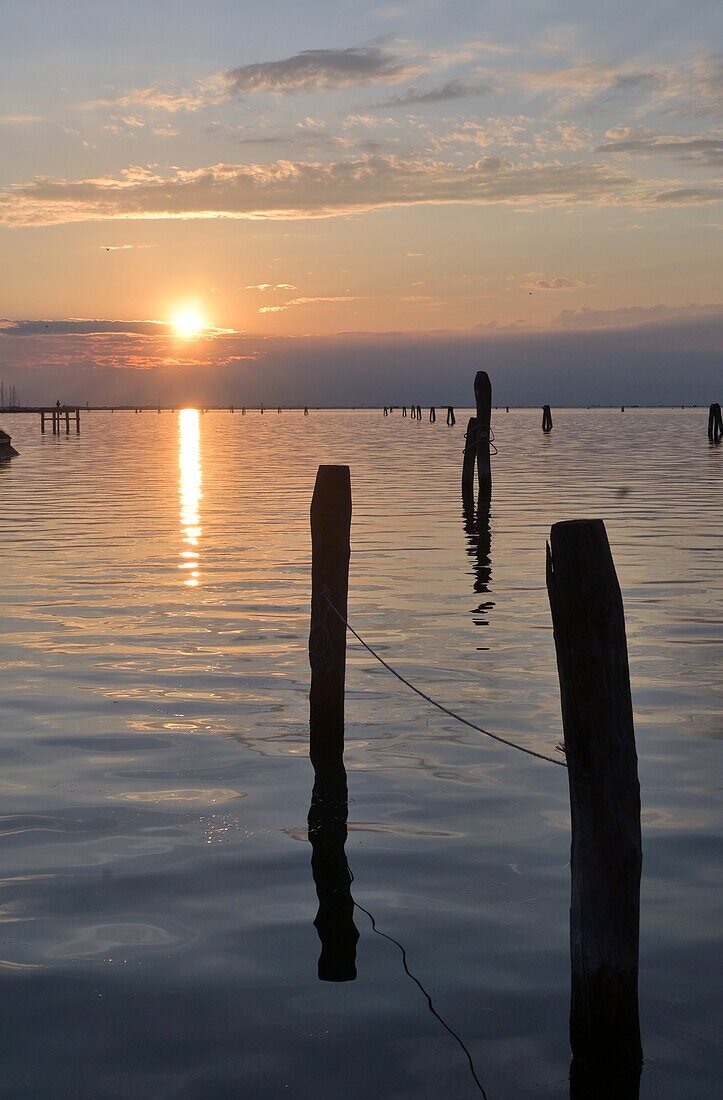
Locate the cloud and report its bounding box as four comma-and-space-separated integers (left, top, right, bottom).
246, 283, 298, 291
369, 79, 494, 109
553, 302, 722, 329
521, 52, 723, 118
88, 85, 219, 113
223, 46, 419, 94
0, 154, 657, 228
258, 295, 364, 313
598, 131, 723, 168
0, 318, 232, 337
2, 310, 721, 406
520, 275, 586, 290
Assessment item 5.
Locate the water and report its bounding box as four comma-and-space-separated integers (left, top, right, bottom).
0, 408, 720, 1098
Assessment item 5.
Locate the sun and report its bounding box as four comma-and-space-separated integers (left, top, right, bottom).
172, 306, 205, 339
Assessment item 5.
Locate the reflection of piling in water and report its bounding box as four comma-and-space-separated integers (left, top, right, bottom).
309, 465, 352, 787
308, 764, 359, 982
546, 520, 643, 1094
462, 494, 493, 619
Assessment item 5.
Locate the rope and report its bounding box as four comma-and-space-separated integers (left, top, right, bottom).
351, 876, 488, 1097
323, 593, 566, 768
463, 426, 498, 457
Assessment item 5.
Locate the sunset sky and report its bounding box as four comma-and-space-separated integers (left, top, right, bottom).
1, 0, 721, 404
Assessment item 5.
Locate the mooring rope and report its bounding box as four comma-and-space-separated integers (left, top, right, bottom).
463, 426, 498, 457
322, 592, 566, 768
350, 873, 489, 1097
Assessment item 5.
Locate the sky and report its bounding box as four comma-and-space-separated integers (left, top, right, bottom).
0, 0, 721, 405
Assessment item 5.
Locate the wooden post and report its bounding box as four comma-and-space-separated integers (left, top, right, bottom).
40, 412, 45, 434
309, 466, 352, 786
402, 406, 407, 417
446, 406, 455, 426
461, 416, 478, 498
546, 520, 642, 1090
542, 404, 553, 432
708, 403, 722, 443
75, 408, 80, 434
474, 371, 492, 499
429, 407, 436, 423
65, 409, 70, 434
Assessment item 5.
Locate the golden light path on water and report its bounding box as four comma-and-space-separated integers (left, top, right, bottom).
178, 408, 202, 587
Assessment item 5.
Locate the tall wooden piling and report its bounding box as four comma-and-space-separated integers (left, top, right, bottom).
708, 403, 722, 443
462, 416, 478, 498
474, 372, 492, 499
429, 407, 436, 423
546, 519, 642, 1090
309, 465, 352, 785
446, 406, 456, 426
542, 404, 553, 432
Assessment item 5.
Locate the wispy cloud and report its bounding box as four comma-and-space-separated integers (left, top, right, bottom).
598, 130, 723, 168
368, 79, 494, 109
1, 154, 667, 228
553, 302, 723, 329
223, 46, 420, 95
520, 274, 586, 290
0, 318, 232, 337
521, 52, 723, 118
246, 283, 298, 291
259, 295, 364, 313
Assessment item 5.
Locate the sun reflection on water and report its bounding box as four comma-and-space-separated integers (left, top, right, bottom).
178, 408, 202, 587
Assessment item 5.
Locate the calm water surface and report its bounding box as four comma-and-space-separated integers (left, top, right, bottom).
0, 408, 720, 1098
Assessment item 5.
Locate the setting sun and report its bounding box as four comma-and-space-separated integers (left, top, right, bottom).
172, 306, 205, 339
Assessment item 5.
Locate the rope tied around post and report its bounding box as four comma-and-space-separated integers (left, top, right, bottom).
321, 588, 566, 769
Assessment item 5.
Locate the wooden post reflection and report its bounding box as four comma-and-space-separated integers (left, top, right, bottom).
308, 765, 359, 982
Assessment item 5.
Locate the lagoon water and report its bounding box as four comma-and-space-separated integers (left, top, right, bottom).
0, 408, 720, 1098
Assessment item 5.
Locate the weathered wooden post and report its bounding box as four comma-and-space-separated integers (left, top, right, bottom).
0, 429, 19, 461
474, 371, 492, 500
461, 417, 478, 498
65, 409, 70, 434
542, 404, 553, 432
546, 520, 642, 1093
40, 411, 45, 434
446, 406, 456, 426
75, 408, 80, 434
402, 406, 407, 417
429, 407, 436, 423
708, 403, 722, 443
309, 465, 352, 787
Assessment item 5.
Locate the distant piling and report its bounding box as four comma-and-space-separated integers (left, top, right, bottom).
446, 406, 455, 426
546, 520, 642, 1091
429, 407, 436, 423
708, 403, 722, 443
461, 417, 478, 499
309, 465, 352, 788
402, 406, 407, 417
474, 372, 492, 500
542, 404, 553, 433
